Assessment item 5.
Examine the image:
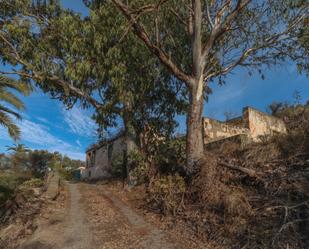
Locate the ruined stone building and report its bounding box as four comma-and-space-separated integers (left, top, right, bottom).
82, 133, 136, 180
203, 107, 287, 146
83, 107, 287, 180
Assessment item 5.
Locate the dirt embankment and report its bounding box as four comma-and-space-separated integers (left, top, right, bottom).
15, 181, 185, 249
0, 172, 62, 249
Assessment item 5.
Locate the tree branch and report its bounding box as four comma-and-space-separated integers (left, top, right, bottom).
111, 0, 194, 88
202, 0, 251, 59
219, 161, 259, 178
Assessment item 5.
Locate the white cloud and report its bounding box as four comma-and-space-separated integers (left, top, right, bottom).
76, 139, 82, 147
0, 118, 85, 161
20, 120, 59, 145
36, 117, 50, 125
212, 82, 248, 104
62, 106, 97, 137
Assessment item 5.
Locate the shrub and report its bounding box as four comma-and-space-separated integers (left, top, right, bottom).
110, 153, 125, 177
147, 174, 186, 215
0, 185, 14, 206
0, 173, 31, 206
128, 150, 149, 185
155, 138, 186, 175
18, 178, 44, 192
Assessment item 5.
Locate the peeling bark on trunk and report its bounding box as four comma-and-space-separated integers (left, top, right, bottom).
186, 0, 205, 175
186, 79, 205, 174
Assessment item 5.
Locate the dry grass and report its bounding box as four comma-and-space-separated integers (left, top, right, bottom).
182, 134, 309, 249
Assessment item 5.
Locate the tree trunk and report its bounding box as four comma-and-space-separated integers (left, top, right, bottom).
123, 99, 135, 186
186, 0, 205, 174
186, 80, 204, 175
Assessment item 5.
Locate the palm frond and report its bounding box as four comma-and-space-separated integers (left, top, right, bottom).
0, 76, 31, 140
0, 76, 32, 96
0, 112, 20, 140
0, 104, 22, 119
0, 89, 25, 110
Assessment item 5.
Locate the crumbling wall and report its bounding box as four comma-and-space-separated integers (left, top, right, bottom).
243, 107, 287, 140
202, 107, 287, 146
83, 136, 136, 180
203, 117, 249, 144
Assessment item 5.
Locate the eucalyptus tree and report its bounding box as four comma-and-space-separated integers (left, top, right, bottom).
0, 1, 186, 146
88, 0, 308, 173
0, 76, 31, 140
1, 1, 307, 174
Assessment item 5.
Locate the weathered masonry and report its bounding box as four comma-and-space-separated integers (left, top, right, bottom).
82, 133, 136, 180
84, 107, 287, 180
203, 107, 287, 146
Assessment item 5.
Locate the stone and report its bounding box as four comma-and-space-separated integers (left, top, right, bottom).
15, 193, 26, 206
203, 106, 287, 146
25, 229, 33, 235
32, 188, 41, 197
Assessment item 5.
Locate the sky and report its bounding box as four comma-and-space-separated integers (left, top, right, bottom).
0, 1, 309, 160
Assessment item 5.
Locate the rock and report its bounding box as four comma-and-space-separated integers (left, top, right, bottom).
16, 217, 23, 224
25, 220, 33, 229
17, 228, 26, 237
0, 224, 19, 239
4, 208, 12, 217
25, 229, 33, 235
15, 193, 26, 206
32, 188, 41, 197
4, 199, 14, 209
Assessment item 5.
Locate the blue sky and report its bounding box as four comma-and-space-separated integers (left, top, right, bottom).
0, 1, 309, 160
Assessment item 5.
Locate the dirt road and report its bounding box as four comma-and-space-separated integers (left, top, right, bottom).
20, 183, 179, 249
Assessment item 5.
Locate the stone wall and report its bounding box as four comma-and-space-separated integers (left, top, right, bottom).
243, 107, 287, 140
83, 136, 136, 180
203, 117, 249, 144
203, 107, 287, 146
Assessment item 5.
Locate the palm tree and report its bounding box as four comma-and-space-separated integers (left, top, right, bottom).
6, 143, 31, 154
0, 76, 31, 140
6, 143, 31, 173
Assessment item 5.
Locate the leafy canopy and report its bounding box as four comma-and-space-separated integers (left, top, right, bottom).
0, 0, 187, 139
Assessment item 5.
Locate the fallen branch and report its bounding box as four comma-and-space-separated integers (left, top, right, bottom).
265, 201, 309, 212
219, 161, 259, 178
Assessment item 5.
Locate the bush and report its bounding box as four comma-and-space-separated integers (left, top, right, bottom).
0, 185, 14, 207
128, 150, 149, 185
147, 174, 186, 215
155, 138, 186, 175
18, 178, 44, 192
0, 173, 31, 206
110, 153, 126, 178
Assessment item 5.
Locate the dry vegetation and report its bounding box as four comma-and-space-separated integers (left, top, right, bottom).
120, 102, 309, 249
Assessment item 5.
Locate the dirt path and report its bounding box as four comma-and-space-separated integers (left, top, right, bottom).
20, 183, 93, 249
19, 182, 179, 249
59, 183, 93, 249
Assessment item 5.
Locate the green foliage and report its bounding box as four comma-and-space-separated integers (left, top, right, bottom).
147, 174, 186, 215
110, 149, 149, 183
18, 178, 44, 192
0, 0, 307, 173
55, 155, 84, 180
0, 76, 31, 140
128, 150, 149, 185
0, 147, 83, 207
0, 1, 187, 141
268, 100, 309, 131
110, 153, 125, 177
0, 184, 14, 206
0, 172, 29, 205
28, 150, 54, 177
269, 100, 309, 157
155, 138, 186, 175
